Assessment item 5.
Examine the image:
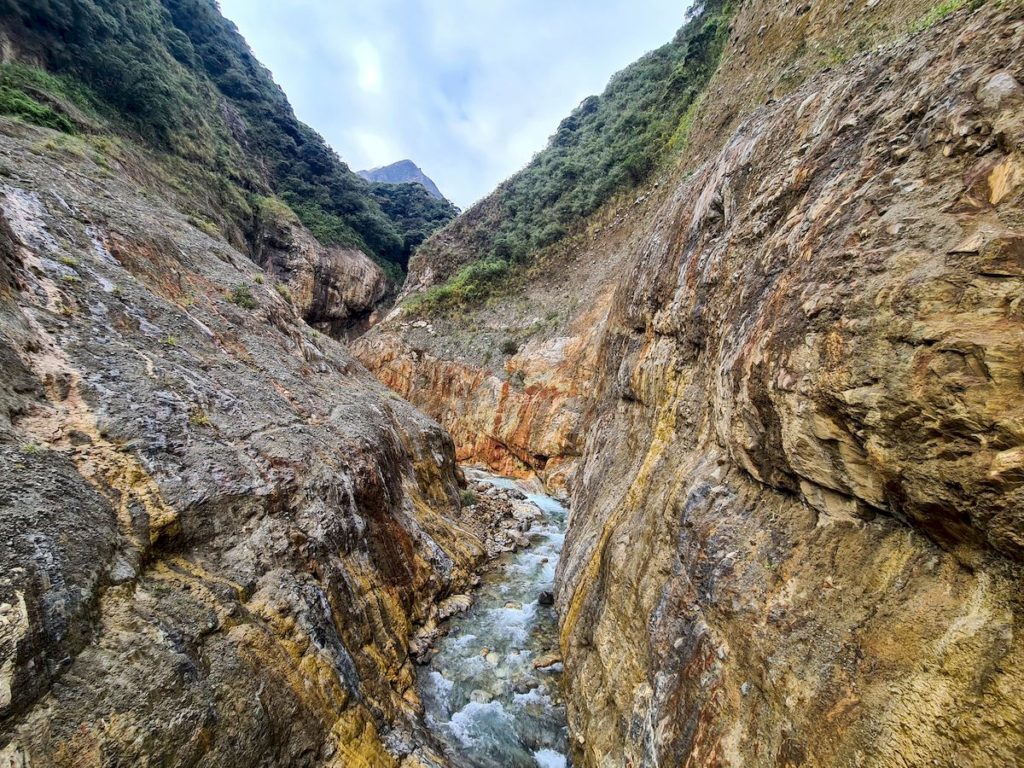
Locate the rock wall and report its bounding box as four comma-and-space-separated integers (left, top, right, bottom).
557, 3, 1024, 765
353, 294, 612, 491
355, 0, 1024, 764
0, 122, 479, 767
251, 202, 393, 339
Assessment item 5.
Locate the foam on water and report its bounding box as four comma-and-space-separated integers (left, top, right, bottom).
417, 471, 572, 766
534, 749, 568, 768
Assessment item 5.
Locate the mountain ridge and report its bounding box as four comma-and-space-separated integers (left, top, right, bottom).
358, 159, 447, 201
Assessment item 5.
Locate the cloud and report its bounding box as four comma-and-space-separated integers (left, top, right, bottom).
351, 41, 383, 93
218, 0, 690, 207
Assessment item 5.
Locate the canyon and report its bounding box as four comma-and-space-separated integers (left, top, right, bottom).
358, 0, 1024, 765
2, 0, 1024, 766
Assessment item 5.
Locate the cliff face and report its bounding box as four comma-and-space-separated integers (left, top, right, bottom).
359, 0, 1024, 764
354, 288, 611, 490
0, 121, 481, 767
557, 2, 1024, 763
250, 204, 393, 338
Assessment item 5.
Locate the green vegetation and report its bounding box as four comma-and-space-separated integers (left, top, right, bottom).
0, 83, 75, 133
188, 408, 211, 426
406, 259, 511, 313
275, 282, 293, 304
0, 0, 451, 272
410, 0, 734, 313
910, 0, 971, 30
188, 215, 220, 238
370, 182, 460, 267
459, 489, 478, 507
229, 284, 257, 309
0, 62, 100, 134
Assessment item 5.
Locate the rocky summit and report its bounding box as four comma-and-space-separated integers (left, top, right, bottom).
2, 0, 1024, 766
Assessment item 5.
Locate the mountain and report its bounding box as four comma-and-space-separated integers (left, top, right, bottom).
0, 0, 454, 278
359, 159, 447, 200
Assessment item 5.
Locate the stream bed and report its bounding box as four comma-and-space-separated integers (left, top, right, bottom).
418, 473, 571, 768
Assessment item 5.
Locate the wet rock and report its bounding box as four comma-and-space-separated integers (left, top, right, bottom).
533, 652, 563, 670
538, 591, 555, 606
438, 594, 474, 620
0, 127, 485, 764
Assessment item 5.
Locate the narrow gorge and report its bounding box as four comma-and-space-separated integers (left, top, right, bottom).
2, 0, 1023, 766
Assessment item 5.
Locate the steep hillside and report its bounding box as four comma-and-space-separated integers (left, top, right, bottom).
369, 182, 461, 267
395, 0, 732, 310
360, 160, 447, 201
0, 0, 456, 302
357, 0, 1024, 764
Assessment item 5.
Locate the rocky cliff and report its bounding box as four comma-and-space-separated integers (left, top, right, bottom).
558, 2, 1024, 762
358, 0, 1024, 764
0, 119, 484, 767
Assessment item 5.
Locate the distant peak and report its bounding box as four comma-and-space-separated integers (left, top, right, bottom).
358, 160, 446, 201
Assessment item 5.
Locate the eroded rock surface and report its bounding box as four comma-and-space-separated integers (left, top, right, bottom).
557, 5, 1024, 765
359, 0, 1024, 765
0, 122, 479, 767
251, 203, 392, 338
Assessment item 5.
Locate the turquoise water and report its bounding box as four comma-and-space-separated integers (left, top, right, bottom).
418, 474, 570, 768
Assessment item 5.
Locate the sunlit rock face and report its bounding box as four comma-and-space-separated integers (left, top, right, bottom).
556, 4, 1024, 765
0, 124, 484, 767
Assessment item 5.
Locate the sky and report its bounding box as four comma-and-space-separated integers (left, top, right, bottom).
218, 1, 690, 208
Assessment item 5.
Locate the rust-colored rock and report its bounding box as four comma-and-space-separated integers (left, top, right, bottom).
555, 4, 1024, 765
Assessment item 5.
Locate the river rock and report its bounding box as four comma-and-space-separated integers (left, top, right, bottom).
538, 591, 555, 606
533, 653, 563, 670
438, 594, 474, 620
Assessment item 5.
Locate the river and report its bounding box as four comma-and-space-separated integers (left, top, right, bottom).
418, 473, 571, 768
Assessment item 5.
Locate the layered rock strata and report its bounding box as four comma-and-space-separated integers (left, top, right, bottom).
557, 5, 1024, 765
251, 203, 392, 338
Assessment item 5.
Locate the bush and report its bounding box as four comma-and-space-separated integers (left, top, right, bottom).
407, 258, 510, 313
230, 284, 257, 309
0, 84, 76, 133
459, 489, 477, 507
500, 338, 519, 356
413, 0, 734, 306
